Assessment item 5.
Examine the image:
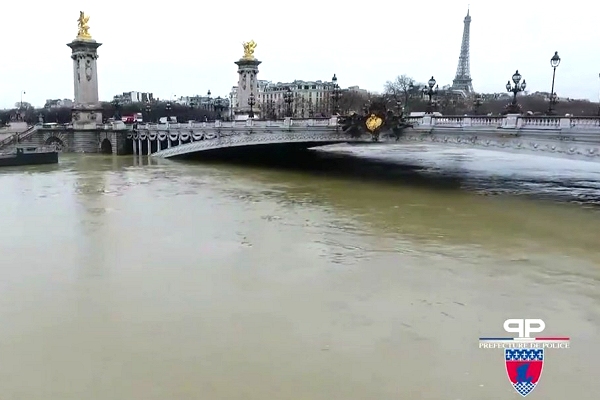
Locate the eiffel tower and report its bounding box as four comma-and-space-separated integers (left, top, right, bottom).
452, 8, 474, 93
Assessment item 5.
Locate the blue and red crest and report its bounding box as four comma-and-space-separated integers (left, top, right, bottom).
505, 348, 544, 397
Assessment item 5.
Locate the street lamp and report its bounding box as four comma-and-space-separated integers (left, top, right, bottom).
214, 96, 224, 120
283, 87, 294, 117
548, 51, 561, 115
473, 94, 483, 114
396, 100, 403, 115
330, 73, 341, 115
248, 92, 256, 118
506, 70, 526, 114
424, 76, 438, 114
165, 101, 172, 122
145, 103, 152, 122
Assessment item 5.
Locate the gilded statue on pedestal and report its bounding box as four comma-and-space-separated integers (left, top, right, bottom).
77, 11, 92, 40
242, 40, 257, 60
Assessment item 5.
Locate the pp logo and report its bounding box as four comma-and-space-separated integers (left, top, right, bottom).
479, 319, 570, 397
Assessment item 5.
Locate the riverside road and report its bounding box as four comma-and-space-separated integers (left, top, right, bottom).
0, 144, 598, 400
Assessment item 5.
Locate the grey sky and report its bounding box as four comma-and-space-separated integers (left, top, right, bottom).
1, 0, 599, 109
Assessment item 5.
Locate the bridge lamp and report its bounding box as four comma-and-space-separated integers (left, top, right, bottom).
284, 87, 294, 117
206, 90, 212, 113
512, 70, 522, 85
548, 51, 561, 115
428, 76, 436, 88
145, 103, 152, 122
550, 51, 561, 68
425, 76, 438, 114
331, 74, 341, 115
506, 70, 526, 113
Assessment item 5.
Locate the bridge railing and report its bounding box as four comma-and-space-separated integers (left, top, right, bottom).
132, 115, 600, 132
136, 117, 339, 131
569, 116, 600, 129
414, 115, 600, 131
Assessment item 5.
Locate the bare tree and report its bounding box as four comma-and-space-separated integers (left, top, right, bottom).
338, 90, 369, 115
384, 75, 416, 108
14, 101, 33, 110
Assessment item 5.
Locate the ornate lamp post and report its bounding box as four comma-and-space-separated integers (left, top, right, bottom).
406, 82, 415, 112
165, 101, 172, 122
206, 90, 212, 113
145, 103, 152, 122
473, 94, 483, 114
506, 70, 526, 114
547, 51, 561, 115
331, 73, 341, 115
214, 96, 224, 120
283, 87, 294, 117
248, 92, 256, 118
424, 76, 438, 114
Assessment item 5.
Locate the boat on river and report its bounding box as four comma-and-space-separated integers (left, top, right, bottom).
0, 146, 59, 167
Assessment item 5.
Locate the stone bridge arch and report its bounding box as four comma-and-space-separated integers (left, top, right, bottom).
43, 132, 67, 151
152, 132, 361, 159
100, 138, 113, 154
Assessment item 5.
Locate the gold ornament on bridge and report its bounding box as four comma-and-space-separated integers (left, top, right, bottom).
365, 114, 383, 132
242, 40, 257, 60
76, 11, 92, 40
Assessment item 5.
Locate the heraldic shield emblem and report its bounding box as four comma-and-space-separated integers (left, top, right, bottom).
505, 348, 544, 397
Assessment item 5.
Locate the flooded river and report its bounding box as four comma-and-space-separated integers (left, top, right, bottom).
0, 144, 598, 399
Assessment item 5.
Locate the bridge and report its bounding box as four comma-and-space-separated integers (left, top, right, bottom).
130, 114, 600, 161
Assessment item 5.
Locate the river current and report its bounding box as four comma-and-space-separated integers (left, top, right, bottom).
0, 143, 598, 399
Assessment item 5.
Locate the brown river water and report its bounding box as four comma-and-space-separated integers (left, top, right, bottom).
0, 143, 598, 399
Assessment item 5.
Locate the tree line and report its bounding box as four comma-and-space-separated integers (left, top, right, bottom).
381, 74, 600, 116
2, 80, 599, 128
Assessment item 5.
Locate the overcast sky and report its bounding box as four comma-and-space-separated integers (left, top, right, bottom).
1, 0, 599, 109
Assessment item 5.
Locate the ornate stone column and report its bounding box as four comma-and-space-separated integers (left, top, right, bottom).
67, 12, 103, 127
234, 40, 261, 120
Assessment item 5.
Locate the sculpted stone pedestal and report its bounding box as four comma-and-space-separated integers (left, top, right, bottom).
234, 58, 261, 120
67, 38, 103, 127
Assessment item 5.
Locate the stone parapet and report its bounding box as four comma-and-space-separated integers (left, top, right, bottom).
134, 115, 600, 134
0, 126, 129, 154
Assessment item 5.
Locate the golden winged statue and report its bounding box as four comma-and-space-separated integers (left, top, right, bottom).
365, 114, 383, 133
242, 40, 257, 60
77, 11, 92, 40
